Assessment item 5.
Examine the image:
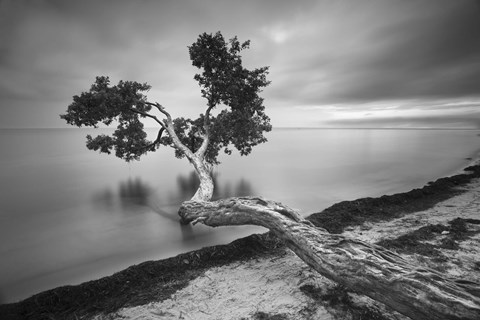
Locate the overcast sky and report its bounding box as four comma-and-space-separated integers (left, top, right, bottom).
1, 0, 480, 128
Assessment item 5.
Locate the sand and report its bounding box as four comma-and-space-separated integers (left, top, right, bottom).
93, 253, 333, 320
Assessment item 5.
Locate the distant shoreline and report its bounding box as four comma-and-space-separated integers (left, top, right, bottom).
2, 163, 480, 319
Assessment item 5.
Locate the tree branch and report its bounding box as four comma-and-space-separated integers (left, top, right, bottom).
129, 108, 165, 128
140, 102, 194, 160
145, 102, 172, 121
158, 105, 195, 160
179, 197, 480, 320
144, 127, 165, 151
196, 105, 214, 158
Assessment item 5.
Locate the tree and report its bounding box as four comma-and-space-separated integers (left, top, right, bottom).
60, 31, 271, 201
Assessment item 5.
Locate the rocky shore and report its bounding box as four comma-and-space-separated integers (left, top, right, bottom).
2, 164, 480, 320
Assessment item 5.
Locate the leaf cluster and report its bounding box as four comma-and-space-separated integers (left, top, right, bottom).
186, 31, 272, 164
60, 76, 154, 161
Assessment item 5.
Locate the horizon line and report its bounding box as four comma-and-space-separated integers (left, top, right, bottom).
1, 126, 479, 131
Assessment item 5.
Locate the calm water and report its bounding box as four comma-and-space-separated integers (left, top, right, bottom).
1, 128, 479, 303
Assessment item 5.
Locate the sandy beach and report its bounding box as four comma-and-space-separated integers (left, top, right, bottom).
2, 164, 480, 320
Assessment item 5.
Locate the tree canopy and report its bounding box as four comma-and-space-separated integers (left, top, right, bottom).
61, 31, 271, 165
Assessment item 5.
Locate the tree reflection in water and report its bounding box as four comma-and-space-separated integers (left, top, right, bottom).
92, 172, 255, 243
118, 178, 151, 206
175, 171, 254, 201
93, 177, 178, 221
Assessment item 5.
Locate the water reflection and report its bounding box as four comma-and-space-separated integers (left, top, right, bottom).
119, 178, 151, 206
94, 174, 254, 212
173, 171, 254, 202
92, 173, 256, 243
175, 171, 199, 201
93, 177, 178, 222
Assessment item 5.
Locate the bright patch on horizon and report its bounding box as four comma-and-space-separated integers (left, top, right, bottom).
292, 98, 480, 128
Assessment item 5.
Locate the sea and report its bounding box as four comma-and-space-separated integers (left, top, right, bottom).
1, 127, 479, 303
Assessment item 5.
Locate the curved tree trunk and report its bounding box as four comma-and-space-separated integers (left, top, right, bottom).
157, 105, 214, 202
179, 197, 480, 320
189, 155, 214, 202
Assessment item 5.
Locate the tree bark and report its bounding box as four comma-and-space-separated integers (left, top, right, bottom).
189, 155, 214, 202
179, 197, 480, 320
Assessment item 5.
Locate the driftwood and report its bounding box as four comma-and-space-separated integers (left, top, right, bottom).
179, 197, 480, 320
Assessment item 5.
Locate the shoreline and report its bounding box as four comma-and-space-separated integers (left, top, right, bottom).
2, 163, 480, 319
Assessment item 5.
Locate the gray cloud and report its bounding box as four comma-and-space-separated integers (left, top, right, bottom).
342, 2, 480, 101
268, 0, 480, 107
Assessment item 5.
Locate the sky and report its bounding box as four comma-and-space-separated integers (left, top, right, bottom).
1, 0, 480, 129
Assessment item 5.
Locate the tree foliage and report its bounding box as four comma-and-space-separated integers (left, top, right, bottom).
61, 31, 271, 165
61, 76, 154, 161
